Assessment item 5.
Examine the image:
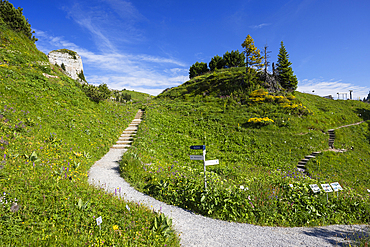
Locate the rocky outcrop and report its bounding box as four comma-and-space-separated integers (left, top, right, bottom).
47, 49, 84, 81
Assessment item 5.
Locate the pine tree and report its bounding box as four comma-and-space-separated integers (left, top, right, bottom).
276, 41, 298, 91
241, 35, 263, 73
0, 0, 37, 42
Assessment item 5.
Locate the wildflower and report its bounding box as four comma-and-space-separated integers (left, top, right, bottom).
113, 225, 119, 230
10, 202, 20, 212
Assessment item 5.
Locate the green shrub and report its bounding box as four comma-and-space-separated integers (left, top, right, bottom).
189, 62, 209, 79
81, 83, 111, 103
61, 62, 66, 71
77, 70, 86, 82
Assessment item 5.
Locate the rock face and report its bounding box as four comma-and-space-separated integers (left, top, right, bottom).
47, 49, 84, 81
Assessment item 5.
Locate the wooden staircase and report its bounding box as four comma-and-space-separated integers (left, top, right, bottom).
112, 109, 144, 149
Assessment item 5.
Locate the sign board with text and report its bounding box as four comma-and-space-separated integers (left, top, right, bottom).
330, 182, 343, 192
190, 155, 204, 160
205, 159, 219, 166
309, 184, 321, 193
190, 145, 206, 150
321, 184, 333, 193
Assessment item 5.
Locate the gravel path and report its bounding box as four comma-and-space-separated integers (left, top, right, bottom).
88, 111, 368, 247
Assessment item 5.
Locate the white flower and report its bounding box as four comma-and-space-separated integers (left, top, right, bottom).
367, 189, 370, 193
248, 195, 251, 200
240, 185, 244, 190
310, 137, 312, 139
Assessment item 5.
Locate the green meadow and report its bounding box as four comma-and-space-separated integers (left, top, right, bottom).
120, 70, 370, 230
0, 15, 179, 246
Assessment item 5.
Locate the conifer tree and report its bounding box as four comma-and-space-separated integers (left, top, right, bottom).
241, 35, 263, 73
276, 41, 298, 91
0, 0, 37, 42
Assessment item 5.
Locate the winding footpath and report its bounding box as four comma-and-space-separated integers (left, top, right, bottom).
296, 121, 365, 174
88, 111, 368, 246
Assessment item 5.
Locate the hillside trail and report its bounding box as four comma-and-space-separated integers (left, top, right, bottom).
296, 121, 366, 174
88, 111, 368, 247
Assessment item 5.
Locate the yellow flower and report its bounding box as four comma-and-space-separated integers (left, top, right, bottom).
113, 225, 119, 230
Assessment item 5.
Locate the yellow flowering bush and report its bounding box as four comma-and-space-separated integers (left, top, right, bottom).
250, 97, 265, 103
249, 89, 268, 98
247, 117, 274, 125
274, 95, 289, 104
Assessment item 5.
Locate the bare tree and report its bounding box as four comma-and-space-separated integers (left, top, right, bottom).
263, 43, 272, 79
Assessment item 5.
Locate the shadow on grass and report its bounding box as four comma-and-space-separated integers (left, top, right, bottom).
355, 108, 370, 121
300, 225, 369, 246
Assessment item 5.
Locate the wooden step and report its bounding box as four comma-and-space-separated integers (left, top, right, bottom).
112, 145, 130, 149
305, 155, 316, 159
297, 164, 306, 169
301, 159, 310, 162
311, 151, 321, 155
116, 141, 132, 144
298, 161, 307, 165
122, 130, 136, 134
118, 137, 132, 142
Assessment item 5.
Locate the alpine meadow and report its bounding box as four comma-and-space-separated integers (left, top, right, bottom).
1, 1, 370, 246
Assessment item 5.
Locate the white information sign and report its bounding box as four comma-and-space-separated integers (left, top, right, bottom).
205, 159, 219, 166
321, 184, 333, 193
309, 184, 321, 193
190, 155, 204, 160
330, 182, 343, 192
96, 216, 102, 226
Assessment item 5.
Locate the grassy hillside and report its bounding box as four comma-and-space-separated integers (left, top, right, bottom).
0, 18, 179, 246
120, 70, 370, 229
114, 89, 154, 103
158, 67, 257, 99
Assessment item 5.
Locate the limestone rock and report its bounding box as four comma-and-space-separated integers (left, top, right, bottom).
47, 49, 84, 81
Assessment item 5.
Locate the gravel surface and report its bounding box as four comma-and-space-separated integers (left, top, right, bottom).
88, 114, 368, 247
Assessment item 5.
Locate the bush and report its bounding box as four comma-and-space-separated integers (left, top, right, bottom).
77, 70, 86, 82
223, 50, 245, 68
81, 83, 111, 103
189, 62, 209, 79
61, 63, 66, 71
209, 55, 225, 71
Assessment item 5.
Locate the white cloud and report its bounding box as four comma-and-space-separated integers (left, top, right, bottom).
34, 30, 187, 96
250, 23, 270, 29
297, 78, 370, 100
103, 0, 145, 21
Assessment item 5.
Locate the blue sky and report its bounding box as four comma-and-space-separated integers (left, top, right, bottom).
11, 0, 370, 98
